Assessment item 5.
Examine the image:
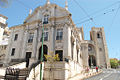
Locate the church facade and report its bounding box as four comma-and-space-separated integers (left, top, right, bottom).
81, 27, 110, 69
3, 1, 110, 80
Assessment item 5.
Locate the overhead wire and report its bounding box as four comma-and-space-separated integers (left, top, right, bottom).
110, 3, 120, 27
107, 4, 120, 59
75, 8, 116, 25
73, 1, 119, 26
72, 0, 97, 25
80, 1, 119, 21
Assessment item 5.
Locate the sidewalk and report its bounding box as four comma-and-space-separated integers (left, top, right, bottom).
68, 69, 102, 80
82, 69, 102, 80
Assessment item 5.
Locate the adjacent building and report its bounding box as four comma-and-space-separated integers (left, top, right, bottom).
0, 14, 9, 67
81, 27, 110, 69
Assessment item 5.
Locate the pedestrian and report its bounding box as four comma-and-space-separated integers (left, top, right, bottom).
86, 67, 89, 73
96, 66, 98, 72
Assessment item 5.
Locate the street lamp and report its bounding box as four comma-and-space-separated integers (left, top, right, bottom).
40, 21, 48, 80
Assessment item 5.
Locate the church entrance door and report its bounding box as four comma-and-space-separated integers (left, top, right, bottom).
88, 55, 96, 67
38, 45, 48, 61
26, 52, 32, 67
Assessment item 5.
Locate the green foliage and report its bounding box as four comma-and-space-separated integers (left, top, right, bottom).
118, 60, 120, 65
110, 59, 119, 68
44, 54, 60, 63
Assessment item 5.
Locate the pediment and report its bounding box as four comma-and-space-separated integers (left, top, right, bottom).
24, 4, 71, 23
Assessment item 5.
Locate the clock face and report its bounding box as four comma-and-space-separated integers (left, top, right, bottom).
88, 46, 92, 51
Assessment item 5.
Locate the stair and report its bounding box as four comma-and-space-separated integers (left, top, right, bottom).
4, 68, 29, 80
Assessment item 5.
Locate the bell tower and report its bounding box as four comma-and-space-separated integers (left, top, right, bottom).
90, 27, 110, 68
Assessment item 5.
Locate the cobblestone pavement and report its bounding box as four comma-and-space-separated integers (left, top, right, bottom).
84, 69, 120, 80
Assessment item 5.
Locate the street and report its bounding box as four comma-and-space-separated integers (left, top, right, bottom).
84, 69, 120, 80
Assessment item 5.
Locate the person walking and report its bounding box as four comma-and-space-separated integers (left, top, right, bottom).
96, 66, 98, 72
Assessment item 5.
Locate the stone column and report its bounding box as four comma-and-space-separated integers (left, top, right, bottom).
63, 26, 69, 58
67, 27, 71, 59
21, 31, 28, 58
32, 30, 37, 58
50, 27, 55, 55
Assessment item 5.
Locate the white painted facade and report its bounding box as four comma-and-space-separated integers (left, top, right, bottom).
0, 14, 9, 67
4, 3, 84, 80
3, 1, 110, 80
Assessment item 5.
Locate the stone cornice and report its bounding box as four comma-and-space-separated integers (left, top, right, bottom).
9, 24, 24, 30
0, 14, 8, 19
10, 20, 42, 30
0, 22, 7, 28
49, 15, 69, 21
24, 3, 71, 22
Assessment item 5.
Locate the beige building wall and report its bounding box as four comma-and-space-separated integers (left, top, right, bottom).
5, 2, 84, 80
90, 27, 110, 68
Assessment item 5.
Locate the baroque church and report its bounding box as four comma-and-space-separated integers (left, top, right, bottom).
0, 0, 110, 80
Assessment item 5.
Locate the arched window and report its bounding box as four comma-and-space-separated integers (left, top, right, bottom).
88, 46, 92, 51
97, 33, 100, 38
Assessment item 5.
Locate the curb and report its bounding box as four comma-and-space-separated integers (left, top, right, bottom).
81, 70, 103, 80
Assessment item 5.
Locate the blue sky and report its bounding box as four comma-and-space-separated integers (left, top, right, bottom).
0, 0, 120, 60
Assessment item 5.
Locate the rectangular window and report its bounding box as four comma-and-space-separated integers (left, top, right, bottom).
43, 15, 49, 24
11, 48, 15, 56
28, 33, 34, 43
56, 29, 63, 40
77, 50, 79, 62
14, 34, 18, 41
44, 32, 48, 41
55, 50, 63, 61
40, 28, 48, 41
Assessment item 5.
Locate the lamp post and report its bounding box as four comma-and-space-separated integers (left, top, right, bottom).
40, 21, 48, 80
40, 23, 44, 80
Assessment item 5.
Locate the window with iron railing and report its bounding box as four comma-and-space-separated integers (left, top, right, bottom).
56, 29, 63, 40
40, 28, 48, 41
28, 33, 34, 43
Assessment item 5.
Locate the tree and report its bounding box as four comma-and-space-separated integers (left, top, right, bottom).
118, 60, 120, 65
110, 58, 119, 69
